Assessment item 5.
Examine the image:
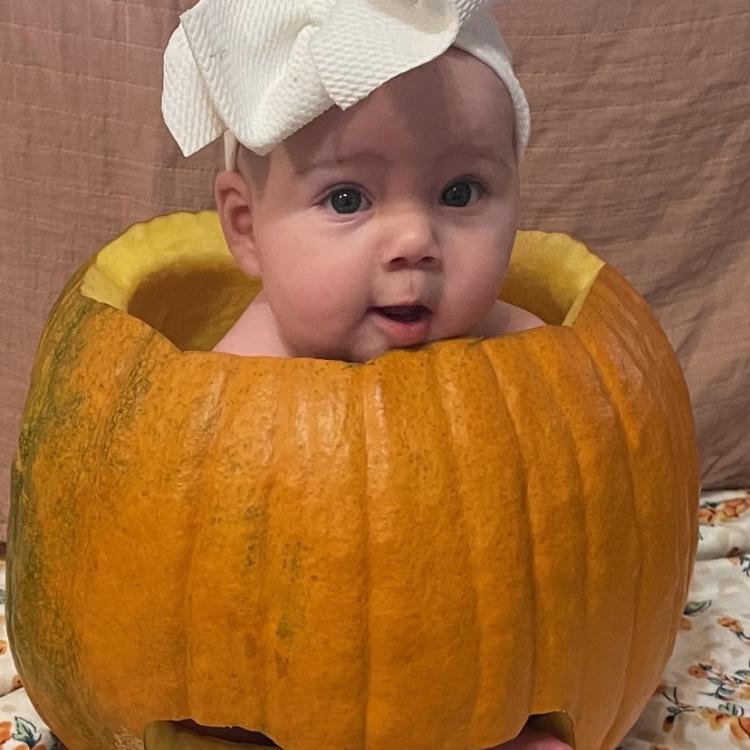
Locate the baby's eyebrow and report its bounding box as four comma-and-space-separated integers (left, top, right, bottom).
295, 150, 391, 175
296, 145, 511, 177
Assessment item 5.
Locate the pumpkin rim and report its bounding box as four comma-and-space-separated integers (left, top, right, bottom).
78, 211, 605, 358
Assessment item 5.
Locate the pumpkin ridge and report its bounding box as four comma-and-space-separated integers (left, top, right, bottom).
600, 285, 697, 628
478, 340, 539, 733
594, 269, 698, 630
571, 280, 682, 748
179, 362, 236, 721
426, 347, 482, 746
514, 332, 590, 722
512, 327, 638, 745
99, 331, 161, 459
491, 334, 592, 720
583, 277, 691, 680
357, 364, 383, 748
7, 280, 94, 681
10, 299, 119, 748
243, 362, 285, 736
73, 325, 170, 737
357, 366, 371, 750
18, 296, 97, 475
586, 275, 691, 646
568, 325, 644, 749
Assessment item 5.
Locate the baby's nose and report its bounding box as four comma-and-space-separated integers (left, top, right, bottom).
382, 210, 441, 268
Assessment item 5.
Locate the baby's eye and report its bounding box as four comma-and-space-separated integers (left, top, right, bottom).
441, 180, 482, 208
326, 187, 370, 214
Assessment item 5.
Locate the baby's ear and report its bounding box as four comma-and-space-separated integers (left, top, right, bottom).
214, 170, 262, 277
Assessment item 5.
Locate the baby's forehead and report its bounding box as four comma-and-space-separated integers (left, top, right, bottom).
298, 64, 509, 155
237, 49, 514, 182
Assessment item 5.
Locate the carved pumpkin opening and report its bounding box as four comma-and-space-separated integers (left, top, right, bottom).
79, 211, 604, 353
527, 711, 575, 747
174, 719, 279, 746
148, 714, 574, 749
145, 720, 280, 748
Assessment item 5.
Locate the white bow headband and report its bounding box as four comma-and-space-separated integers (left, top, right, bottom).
162, 0, 530, 168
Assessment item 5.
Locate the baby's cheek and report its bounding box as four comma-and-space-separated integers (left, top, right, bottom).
278, 284, 369, 353
447, 267, 501, 321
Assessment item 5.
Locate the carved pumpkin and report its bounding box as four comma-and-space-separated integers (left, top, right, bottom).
8, 211, 698, 750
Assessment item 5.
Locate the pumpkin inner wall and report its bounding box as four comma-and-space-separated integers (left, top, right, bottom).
79, 212, 604, 351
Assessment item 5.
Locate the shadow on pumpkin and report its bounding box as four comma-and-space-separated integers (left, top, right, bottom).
128, 265, 260, 353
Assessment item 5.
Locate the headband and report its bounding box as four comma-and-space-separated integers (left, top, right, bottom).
162, 0, 530, 168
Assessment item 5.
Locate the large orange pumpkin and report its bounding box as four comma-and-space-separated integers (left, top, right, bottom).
8, 211, 699, 750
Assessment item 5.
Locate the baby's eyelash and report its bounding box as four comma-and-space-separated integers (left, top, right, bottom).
452, 177, 488, 193
321, 184, 361, 198
317, 177, 491, 211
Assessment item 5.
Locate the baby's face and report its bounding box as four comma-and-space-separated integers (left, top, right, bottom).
225, 48, 519, 362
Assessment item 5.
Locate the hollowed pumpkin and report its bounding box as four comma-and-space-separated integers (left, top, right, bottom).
8, 211, 699, 750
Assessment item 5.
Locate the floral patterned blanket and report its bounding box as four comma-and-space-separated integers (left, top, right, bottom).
1, 489, 749, 750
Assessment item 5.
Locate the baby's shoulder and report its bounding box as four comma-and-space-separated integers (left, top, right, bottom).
212, 296, 290, 357
473, 300, 546, 338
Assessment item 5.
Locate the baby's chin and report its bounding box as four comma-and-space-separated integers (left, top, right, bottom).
341, 332, 448, 364
288, 311, 459, 363
311, 338, 409, 365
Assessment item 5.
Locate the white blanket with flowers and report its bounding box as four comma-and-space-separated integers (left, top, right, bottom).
1, 489, 749, 750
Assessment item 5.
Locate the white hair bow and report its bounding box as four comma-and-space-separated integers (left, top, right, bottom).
162, 0, 529, 160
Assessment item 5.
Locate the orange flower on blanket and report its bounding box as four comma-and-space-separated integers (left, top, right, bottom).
734, 717, 750, 740
697, 706, 733, 730
699, 494, 750, 525
718, 616, 750, 644
699, 707, 750, 744
719, 616, 744, 633
662, 664, 750, 741
663, 699, 750, 740
0, 721, 13, 743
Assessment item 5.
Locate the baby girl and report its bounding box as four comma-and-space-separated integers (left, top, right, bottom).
209, 45, 543, 361
163, 1, 564, 748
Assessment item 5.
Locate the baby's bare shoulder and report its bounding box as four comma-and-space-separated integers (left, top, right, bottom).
473, 301, 546, 338
499, 300, 546, 333
212, 297, 291, 357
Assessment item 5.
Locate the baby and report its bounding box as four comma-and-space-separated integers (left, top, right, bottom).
163, 2, 565, 748
210, 46, 544, 361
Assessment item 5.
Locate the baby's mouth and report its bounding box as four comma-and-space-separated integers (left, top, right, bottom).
375, 305, 431, 323
371, 305, 433, 346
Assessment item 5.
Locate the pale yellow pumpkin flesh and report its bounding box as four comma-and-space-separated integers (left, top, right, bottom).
8, 211, 698, 750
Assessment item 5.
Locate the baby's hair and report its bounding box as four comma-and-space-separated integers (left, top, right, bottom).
222, 132, 271, 195
224, 131, 239, 171
220, 136, 271, 199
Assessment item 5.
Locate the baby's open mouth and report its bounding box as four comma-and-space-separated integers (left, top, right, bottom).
371, 305, 433, 347
375, 305, 431, 322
